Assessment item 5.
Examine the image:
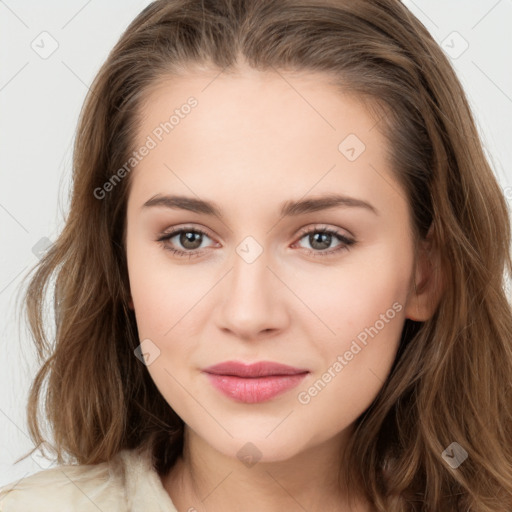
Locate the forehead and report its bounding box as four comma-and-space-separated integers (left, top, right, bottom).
128, 68, 404, 220
135, 67, 382, 150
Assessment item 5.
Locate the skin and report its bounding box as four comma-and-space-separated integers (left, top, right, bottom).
125, 65, 440, 512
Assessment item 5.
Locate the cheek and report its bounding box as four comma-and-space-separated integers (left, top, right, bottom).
293, 293, 406, 439
293, 245, 412, 340
126, 232, 200, 336
294, 248, 410, 403
126, 235, 216, 405
126, 239, 201, 414
127, 258, 171, 337
292, 246, 412, 422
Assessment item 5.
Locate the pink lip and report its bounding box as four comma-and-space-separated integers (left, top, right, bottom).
202, 361, 309, 403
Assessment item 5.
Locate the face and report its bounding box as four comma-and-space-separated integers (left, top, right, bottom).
125, 66, 419, 463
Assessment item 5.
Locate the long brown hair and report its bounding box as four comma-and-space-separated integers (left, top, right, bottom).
16, 0, 512, 509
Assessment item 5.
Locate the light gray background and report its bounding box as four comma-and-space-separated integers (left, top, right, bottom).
1, 0, 511, 486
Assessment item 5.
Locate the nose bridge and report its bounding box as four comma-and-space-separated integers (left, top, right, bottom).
216, 236, 287, 337
230, 237, 274, 307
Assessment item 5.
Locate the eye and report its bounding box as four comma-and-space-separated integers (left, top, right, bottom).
156, 224, 356, 259
293, 225, 356, 257
156, 226, 216, 259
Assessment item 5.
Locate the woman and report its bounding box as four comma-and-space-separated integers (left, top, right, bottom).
1, 0, 511, 510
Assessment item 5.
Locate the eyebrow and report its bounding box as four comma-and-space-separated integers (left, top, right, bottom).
142, 193, 379, 218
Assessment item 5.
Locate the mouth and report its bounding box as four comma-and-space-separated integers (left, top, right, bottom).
202, 360, 310, 403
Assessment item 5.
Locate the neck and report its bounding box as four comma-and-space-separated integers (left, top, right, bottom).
161, 426, 373, 512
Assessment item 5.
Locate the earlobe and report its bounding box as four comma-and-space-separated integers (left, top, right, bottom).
404, 225, 445, 322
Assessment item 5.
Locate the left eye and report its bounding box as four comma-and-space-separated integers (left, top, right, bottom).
294, 228, 355, 254
156, 226, 355, 258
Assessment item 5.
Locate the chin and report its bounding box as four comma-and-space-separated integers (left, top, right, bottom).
202, 428, 311, 464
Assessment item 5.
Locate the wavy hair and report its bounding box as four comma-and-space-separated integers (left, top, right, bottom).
16, 0, 512, 510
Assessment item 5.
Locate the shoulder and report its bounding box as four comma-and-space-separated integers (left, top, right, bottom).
0, 446, 178, 512
0, 450, 131, 512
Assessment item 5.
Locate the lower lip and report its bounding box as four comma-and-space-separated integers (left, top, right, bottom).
204, 372, 308, 403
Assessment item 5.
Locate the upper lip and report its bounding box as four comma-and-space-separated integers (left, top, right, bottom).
202, 360, 309, 378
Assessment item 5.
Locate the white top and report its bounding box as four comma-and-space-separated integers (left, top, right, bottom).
0, 446, 179, 511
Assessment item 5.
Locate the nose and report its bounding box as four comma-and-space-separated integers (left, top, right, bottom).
214, 245, 290, 341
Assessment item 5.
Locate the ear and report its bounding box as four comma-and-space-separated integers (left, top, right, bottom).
404, 224, 445, 322
128, 296, 134, 310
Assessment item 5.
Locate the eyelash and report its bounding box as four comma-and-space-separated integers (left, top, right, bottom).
156, 225, 356, 259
